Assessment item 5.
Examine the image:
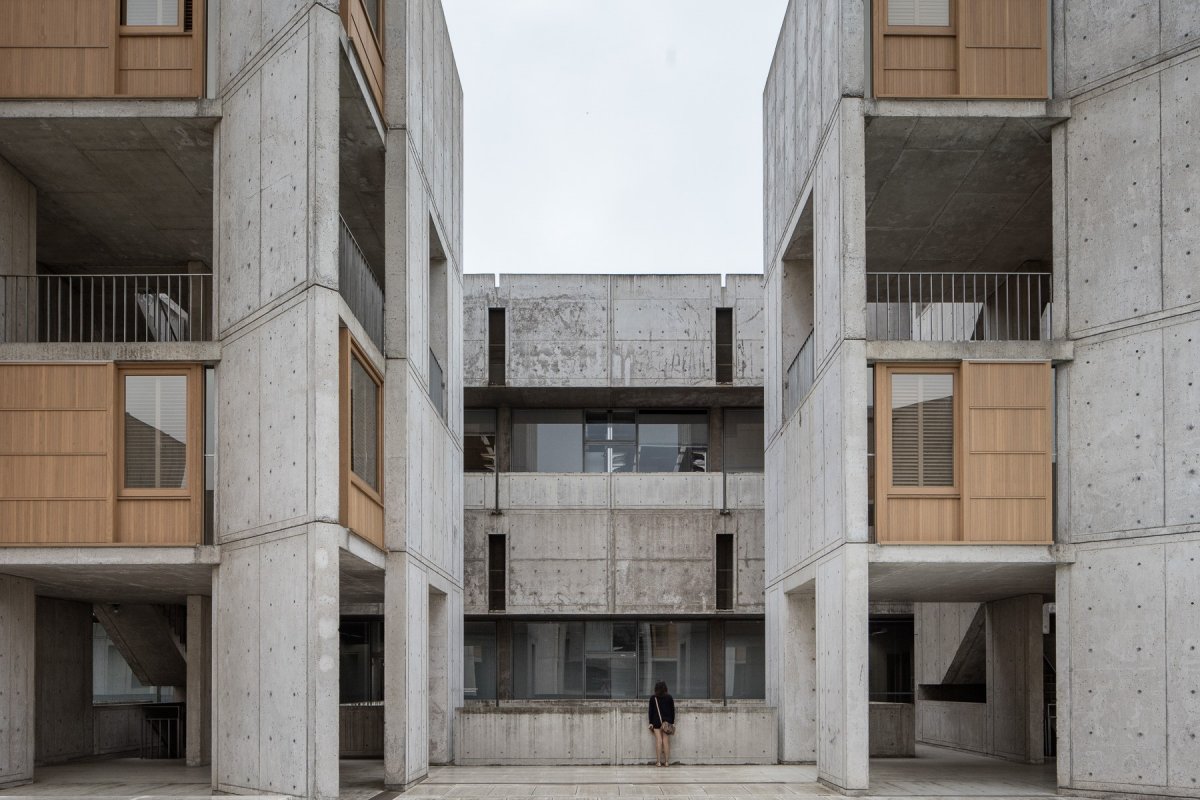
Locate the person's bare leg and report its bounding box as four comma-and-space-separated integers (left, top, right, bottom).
653, 729, 665, 765
663, 731, 671, 765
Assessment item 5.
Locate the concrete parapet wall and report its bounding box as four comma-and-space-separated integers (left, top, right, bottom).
454, 702, 777, 765
869, 702, 915, 757
92, 705, 144, 757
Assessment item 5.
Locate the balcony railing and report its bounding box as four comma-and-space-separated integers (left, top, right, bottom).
339, 216, 384, 351
867, 272, 1052, 342
782, 331, 815, 420
429, 349, 446, 420
0, 274, 212, 344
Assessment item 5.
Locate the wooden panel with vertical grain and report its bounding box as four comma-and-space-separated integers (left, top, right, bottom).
961, 360, 1051, 543
873, 0, 1047, 99
115, 498, 195, 544
347, 483, 385, 550
0, 0, 204, 98
886, 497, 963, 542
342, 0, 385, 114
340, 327, 386, 551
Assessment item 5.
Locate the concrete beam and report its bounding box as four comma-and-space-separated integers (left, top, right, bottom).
0, 100, 222, 120
0, 343, 221, 363
866, 340, 1073, 363
864, 99, 1070, 119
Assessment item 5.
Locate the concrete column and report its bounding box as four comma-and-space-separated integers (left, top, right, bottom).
35, 598, 93, 765
0, 575, 35, 788
779, 589, 816, 763
428, 588, 450, 765
186, 595, 211, 767
212, 527, 341, 799
384, 551, 428, 789
986, 594, 1045, 764
816, 546, 869, 791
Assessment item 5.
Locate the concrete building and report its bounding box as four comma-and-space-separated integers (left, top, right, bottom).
456, 274, 771, 765
763, 0, 1199, 795
0, 0, 462, 797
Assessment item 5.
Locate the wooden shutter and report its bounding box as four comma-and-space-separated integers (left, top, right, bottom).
961, 361, 1052, 542
890, 372, 954, 487
888, 0, 951, 27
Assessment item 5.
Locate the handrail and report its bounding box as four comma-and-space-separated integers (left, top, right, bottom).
782, 330, 815, 420
0, 273, 212, 343
338, 216, 384, 350
866, 271, 1052, 342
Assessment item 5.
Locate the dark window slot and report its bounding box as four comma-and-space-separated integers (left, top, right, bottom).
488, 308, 506, 386
715, 533, 734, 610
488, 534, 507, 611
715, 308, 734, 384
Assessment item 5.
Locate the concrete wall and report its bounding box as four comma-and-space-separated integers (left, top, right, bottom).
869, 702, 914, 757
464, 274, 764, 388
0, 155, 35, 277
464, 474, 764, 615
0, 576, 34, 788
34, 598, 93, 765
92, 705, 144, 757
454, 703, 776, 765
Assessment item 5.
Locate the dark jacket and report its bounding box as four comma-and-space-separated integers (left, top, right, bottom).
649, 693, 675, 728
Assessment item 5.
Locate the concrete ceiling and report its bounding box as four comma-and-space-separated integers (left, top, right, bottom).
0, 548, 217, 603
868, 560, 1055, 602
865, 116, 1055, 274
341, 547, 384, 604
339, 53, 386, 282
465, 385, 765, 408
0, 116, 215, 268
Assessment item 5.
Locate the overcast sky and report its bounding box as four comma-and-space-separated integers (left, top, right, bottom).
440, 0, 788, 276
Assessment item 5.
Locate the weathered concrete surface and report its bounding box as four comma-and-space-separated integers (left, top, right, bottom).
0, 576, 34, 788
0, 547, 217, 604
186, 595, 212, 767
454, 703, 777, 765
868, 703, 915, 757
91, 705, 143, 758
35, 598, 93, 765
0, 155, 35, 278
93, 604, 187, 688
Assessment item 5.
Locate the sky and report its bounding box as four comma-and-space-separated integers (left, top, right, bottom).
440, 0, 789, 276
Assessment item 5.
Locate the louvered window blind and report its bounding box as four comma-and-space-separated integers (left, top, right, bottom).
350, 356, 380, 491
124, 375, 187, 489
123, 0, 179, 26
890, 373, 954, 487
888, 0, 950, 26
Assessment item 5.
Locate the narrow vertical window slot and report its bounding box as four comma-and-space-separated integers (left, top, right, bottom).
488, 534, 507, 612
715, 308, 734, 384
488, 308, 506, 386
715, 533, 734, 610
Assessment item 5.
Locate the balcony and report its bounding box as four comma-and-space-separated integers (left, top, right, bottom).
0, 273, 212, 344
871, 0, 1049, 100
339, 216, 384, 351
0, 0, 206, 99
867, 272, 1052, 342
782, 331, 814, 420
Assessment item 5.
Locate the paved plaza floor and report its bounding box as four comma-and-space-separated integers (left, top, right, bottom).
0, 746, 1057, 800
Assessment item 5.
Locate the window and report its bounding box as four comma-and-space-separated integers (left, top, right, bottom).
511, 410, 583, 472
890, 372, 954, 487
868, 617, 914, 703
93, 622, 175, 704
123, 374, 188, 489
867, 368, 876, 538
637, 411, 708, 473
465, 409, 497, 472
637, 621, 709, 698
715, 534, 734, 610
123, 0, 179, 26
428, 221, 448, 420
340, 618, 384, 703
350, 354, 381, 492
715, 308, 734, 384
723, 408, 764, 472
724, 621, 766, 699
488, 534, 506, 612
363, 0, 381, 35
887, 0, 950, 27
513, 621, 584, 698
584, 410, 635, 473
488, 308, 506, 386
204, 367, 216, 545
464, 622, 498, 700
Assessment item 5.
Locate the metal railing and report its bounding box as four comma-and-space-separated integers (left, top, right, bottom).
339, 216, 384, 350
782, 330, 814, 420
429, 349, 446, 420
866, 272, 1052, 342
0, 273, 212, 343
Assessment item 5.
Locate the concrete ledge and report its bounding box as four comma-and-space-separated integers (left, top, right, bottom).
0, 342, 220, 363
455, 702, 777, 765
864, 98, 1070, 119
0, 98, 221, 119
0, 545, 219, 566
868, 545, 1058, 565
866, 339, 1073, 364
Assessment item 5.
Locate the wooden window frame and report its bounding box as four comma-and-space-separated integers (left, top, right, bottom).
340, 328, 385, 521
119, 0, 188, 35
878, 0, 957, 36
115, 364, 202, 501
875, 362, 962, 506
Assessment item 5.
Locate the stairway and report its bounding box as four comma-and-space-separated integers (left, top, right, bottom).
94, 603, 187, 688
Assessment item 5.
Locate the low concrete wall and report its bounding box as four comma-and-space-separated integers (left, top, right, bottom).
455, 702, 777, 765
916, 700, 987, 754
93, 704, 144, 756
340, 703, 383, 758
868, 702, 914, 757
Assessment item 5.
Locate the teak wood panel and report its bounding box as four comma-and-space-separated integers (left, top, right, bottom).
341, 0, 385, 114
872, 0, 1048, 99
0, 362, 202, 546
0, 0, 204, 99
340, 328, 385, 551
874, 360, 1052, 544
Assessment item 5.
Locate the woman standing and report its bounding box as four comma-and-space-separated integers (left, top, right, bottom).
648, 681, 675, 767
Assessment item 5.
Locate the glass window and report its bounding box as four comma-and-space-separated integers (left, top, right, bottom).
890, 373, 954, 487
123, 0, 179, 26
584, 410, 635, 473
511, 410, 583, 472
340, 618, 384, 703
583, 621, 638, 699
723, 408, 764, 472
124, 374, 188, 489
204, 367, 216, 544
867, 368, 876, 538
637, 621, 709, 698
464, 622, 498, 700
93, 623, 175, 704
513, 621, 585, 698
868, 617, 914, 703
724, 621, 766, 699
364, 0, 381, 34
636, 412, 708, 473
465, 409, 498, 472
350, 356, 380, 491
